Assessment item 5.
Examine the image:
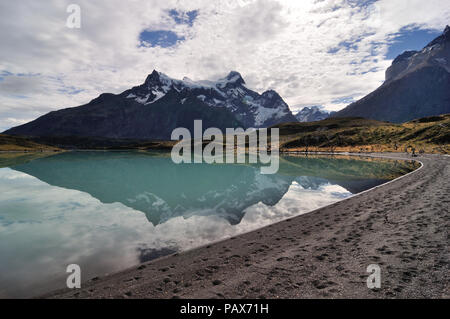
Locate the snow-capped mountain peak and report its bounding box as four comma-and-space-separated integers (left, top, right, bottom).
295, 106, 333, 122
122, 70, 296, 128
144, 69, 161, 85
218, 71, 245, 87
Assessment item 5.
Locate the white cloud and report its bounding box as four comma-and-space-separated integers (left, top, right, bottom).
0, 0, 449, 129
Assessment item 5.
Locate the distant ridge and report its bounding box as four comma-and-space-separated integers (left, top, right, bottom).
295, 106, 335, 122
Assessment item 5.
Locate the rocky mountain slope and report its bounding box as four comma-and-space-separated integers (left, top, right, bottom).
334, 26, 450, 123
295, 106, 335, 122
4, 71, 296, 140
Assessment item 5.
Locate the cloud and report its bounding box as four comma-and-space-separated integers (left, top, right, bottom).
169, 9, 198, 27
0, 0, 449, 130
0, 75, 46, 96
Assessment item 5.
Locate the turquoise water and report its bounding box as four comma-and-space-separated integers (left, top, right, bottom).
0, 152, 417, 297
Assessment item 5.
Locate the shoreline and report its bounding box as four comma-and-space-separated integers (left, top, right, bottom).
44, 153, 448, 299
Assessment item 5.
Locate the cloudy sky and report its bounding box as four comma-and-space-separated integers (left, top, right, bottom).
0, 0, 449, 131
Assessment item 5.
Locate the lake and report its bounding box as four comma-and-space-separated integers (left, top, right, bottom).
0, 151, 418, 298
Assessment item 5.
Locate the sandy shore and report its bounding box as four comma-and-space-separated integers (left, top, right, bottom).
46, 153, 449, 299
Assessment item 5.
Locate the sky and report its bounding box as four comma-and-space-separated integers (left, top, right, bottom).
0, 0, 449, 131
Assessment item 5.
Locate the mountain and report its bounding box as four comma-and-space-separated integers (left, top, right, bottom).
4, 71, 296, 140
295, 106, 335, 122
334, 25, 450, 123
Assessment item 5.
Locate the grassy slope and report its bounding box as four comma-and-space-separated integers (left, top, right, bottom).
274, 114, 450, 154
0, 134, 60, 152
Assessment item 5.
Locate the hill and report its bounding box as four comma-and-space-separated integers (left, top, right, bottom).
275, 114, 450, 154
0, 134, 60, 152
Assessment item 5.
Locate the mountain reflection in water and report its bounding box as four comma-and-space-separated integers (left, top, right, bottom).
0, 152, 417, 298
10, 152, 408, 225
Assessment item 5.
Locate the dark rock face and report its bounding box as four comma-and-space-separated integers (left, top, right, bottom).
295, 106, 334, 122
386, 50, 418, 82
425, 25, 450, 48
335, 66, 450, 123
334, 26, 450, 123
4, 71, 296, 140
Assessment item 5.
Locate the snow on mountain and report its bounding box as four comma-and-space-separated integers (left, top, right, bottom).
122, 70, 296, 128
295, 106, 333, 122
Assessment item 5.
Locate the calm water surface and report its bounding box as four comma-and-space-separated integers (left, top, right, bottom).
0, 151, 418, 297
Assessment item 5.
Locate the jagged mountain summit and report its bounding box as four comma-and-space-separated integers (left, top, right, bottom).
385, 25, 450, 84
295, 106, 335, 122
334, 25, 450, 123
124, 70, 296, 128
4, 71, 296, 140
